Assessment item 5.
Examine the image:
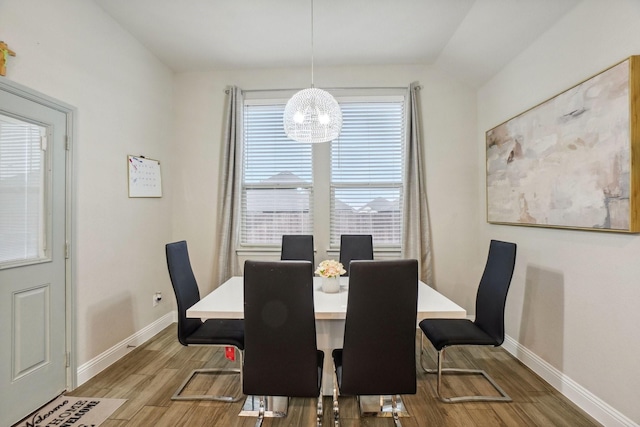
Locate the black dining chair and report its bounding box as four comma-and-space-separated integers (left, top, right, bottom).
165, 240, 244, 402
338, 234, 373, 276
241, 260, 324, 427
332, 259, 418, 426
418, 239, 517, 403
280, 234, 314, 265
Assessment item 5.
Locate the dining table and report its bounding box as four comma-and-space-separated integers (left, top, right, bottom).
187, 275, 467, 396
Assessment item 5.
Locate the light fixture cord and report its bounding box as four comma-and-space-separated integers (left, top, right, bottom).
310, 0, 314, 88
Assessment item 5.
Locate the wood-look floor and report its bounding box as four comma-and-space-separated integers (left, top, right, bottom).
70, 325, 600, 426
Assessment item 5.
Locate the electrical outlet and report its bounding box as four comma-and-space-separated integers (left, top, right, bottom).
153, 291, 162, 307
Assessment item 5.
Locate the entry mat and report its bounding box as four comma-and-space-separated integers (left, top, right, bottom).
12, 395, 126, 427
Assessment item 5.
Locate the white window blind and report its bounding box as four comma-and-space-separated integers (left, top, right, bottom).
330, 102, 405, 248
240, 92, 406, 250
241, 103, 313, 245
0, 115, 46, 266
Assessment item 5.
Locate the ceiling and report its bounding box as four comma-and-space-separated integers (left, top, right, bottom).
94, 0, 581, 87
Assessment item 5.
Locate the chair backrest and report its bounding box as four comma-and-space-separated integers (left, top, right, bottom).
165, 240, 203, 345
280, 234, 314, 265
243, 260, 320, 397
339, 234, 373, 276
340, 259, 418, 396
474, 240, 517, 345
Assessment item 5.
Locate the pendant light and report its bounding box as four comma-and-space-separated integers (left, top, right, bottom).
283, 0, 342, 143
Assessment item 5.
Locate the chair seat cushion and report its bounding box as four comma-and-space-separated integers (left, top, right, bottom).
419, 318, 499, 351
184, 319, 244, 349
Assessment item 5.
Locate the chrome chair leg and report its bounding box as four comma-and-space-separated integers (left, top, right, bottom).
332, 367, 340, 426
391, 394, 403, 427
419, 335, 511, 403
253, 396, 265, 427
437, 348, 444, 399
317, 386, 323, 427
172, 346, 243, 402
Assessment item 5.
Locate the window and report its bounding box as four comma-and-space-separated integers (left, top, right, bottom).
330, 102, 404, 247
241, 103, 313, 245
240, 91, 406, 250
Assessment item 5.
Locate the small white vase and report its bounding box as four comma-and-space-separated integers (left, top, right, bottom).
321, 276, 340, 293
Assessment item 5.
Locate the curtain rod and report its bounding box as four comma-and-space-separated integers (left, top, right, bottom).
225, 85, 422, 94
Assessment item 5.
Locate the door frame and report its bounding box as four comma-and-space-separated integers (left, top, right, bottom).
0, 77, 76, 389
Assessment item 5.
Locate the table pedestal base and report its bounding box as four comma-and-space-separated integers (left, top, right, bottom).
358, 395, 410, 418
239, 395, 289, 418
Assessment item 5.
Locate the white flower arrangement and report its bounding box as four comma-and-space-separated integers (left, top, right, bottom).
315, 259, 346, 278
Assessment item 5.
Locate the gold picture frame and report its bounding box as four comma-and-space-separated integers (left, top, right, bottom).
486, 56, 640, 232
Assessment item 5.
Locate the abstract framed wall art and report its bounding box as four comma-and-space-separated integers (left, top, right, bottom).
486, 56, 640, 232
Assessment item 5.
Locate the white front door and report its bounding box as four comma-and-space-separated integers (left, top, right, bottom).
0, 86, 69, 426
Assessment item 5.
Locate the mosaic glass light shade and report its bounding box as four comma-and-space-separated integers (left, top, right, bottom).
283, 87, 342, 143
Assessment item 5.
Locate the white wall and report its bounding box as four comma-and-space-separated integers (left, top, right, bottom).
0, 0, 175, 368
172, 65, 481, 302
478, 1, 640, 424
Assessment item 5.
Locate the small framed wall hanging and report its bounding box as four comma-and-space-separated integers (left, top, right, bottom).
128, 155, 162, 198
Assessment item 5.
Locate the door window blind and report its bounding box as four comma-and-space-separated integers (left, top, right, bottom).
0, 115, 46, 265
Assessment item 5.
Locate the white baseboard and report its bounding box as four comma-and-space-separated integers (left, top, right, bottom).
76, 311, 177, 386
503, 335, 638, 427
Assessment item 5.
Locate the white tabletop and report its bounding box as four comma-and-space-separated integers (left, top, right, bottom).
187, 276, 466, 321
